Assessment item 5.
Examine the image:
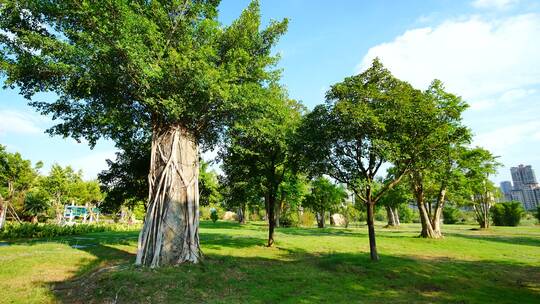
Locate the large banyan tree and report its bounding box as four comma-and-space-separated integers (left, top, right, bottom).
0, 0, 287, 267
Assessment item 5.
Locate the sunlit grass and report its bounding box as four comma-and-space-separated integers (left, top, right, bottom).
1, 221, 539, 303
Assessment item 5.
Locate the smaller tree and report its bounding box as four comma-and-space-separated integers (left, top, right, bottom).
41, 165, 83, 224
275, 173, 309, 227
460, 147, 501, 229
379, 175, 412, 227
0, 146, 42, 228
220, 85, 303, 246
210, 208, 219, 223
24, 189, 51, 223
535, 206, 540, 224
491, 202, 525, 226
295, 59, 422, 260
98, 138, 150, 215
199, 160, 222, 207
302, 177, 347, 228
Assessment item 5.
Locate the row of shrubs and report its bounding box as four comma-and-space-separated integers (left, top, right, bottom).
0, 222, 141, 240
443, 202, 534, 226
203, 202, 537, 228
201, 204, 416, 228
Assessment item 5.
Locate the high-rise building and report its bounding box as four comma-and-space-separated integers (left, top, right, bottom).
500, 181, 513, 201
508, 164, 540, 210
511, 165, 537, 188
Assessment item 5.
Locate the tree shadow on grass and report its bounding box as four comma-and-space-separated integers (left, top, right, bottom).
200, 220, 268, 231
277, 226, 361, 238
444, 232, 540, 247
201, 232, 267, 250
44, 231, 540, 304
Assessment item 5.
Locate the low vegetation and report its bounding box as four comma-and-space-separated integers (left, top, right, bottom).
0, 222, 140, 240
491, 202, 526, 227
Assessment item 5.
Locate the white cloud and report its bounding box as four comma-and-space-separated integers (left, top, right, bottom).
471, 0, 520, 10
474, 120, 540, 155
468, 88, 536, 110
358, 14, 540, 102
0, 109, 43, 135
499, 88, 536, 102
358, 12, 540, 182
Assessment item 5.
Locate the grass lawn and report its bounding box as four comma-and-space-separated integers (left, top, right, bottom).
1, 221, 539, 304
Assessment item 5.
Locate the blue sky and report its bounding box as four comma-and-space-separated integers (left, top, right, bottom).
1, 0, 539, 184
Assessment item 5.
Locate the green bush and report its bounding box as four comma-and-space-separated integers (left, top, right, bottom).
0, 222, 140, 240
398, 205, 414, 223
279, 212, 296, 227
249, 211, 262, 221
298, 210, 315, 227
375, 208, 386, 222
210, 208, 218, 223
133, 203, 146, 220
535, 206, 540, 223
491, 202, 525, 226
340, 204, 359, 227
443, 206, 461, 224
200, 205, 225, 221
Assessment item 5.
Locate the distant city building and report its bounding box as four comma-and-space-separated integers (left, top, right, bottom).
500, 181, 513, 201
511, 165, 537, 186
503, 164, 540, 210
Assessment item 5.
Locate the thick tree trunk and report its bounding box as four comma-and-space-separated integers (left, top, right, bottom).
431, 187, 446, 236
413, 175, 442, 239
417, 200, 441, 238
136, 124, 201, 267
366, 202, 379, 261
330, 212, 335, 226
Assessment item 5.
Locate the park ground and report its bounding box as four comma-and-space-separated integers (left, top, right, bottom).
1, 221, 539, 304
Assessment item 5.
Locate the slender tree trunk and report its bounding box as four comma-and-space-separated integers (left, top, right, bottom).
55, 199, 64, 225
473, 202, 490, 229
0, 200, 6, 230
136, 123, 201, 267
238, 203, 246, 224
267, 192, 276, 247
386, 206, 397, 227
275, 201, 281, 228
366, 201, 379, 261
316, 210, 325, 228
393, 207, 400, 226
483, 202, 490, 229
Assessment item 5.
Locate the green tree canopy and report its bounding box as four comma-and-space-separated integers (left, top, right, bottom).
295, 59, 423, 260
302, 177, 347, 228
405, 80, 471, 238
0, 145, 42, 228
1, 0, 288, 266
220, 85, 303, 246
459, 147, 501, 228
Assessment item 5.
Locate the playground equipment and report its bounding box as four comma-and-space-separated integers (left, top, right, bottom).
63, 204, 101, 224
